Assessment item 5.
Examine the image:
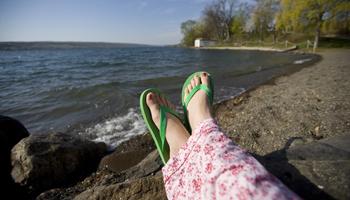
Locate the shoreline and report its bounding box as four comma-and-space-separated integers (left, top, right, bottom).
214, 49, 350, 155
199, 45, 299, 52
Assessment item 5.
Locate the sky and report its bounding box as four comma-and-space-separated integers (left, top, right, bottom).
0, 0, 217, 45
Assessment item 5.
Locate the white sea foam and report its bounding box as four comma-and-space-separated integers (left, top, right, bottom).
81, 108, 146, 150
81, 87, 246, 150
293, 58, 312, 64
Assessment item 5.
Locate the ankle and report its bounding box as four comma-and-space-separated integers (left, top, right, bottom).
189, 112, 212, 130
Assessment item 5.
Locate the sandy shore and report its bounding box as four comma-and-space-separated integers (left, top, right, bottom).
201, 45, 298, 52
215, 49, 350, 154
214, 49, 350, 199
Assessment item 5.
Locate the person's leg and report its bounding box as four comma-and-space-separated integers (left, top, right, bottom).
162, 73, 300, 200
146, 92, 190, 158
184, 72, 213, 130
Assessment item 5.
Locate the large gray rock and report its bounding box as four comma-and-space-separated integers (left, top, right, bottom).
37, 150, 163, 199
287, 135, 350, 200
73, 150, 164, 200
98, 133, 155, 173
11, 132, 107, 195
259, 135, 350, 200
73, 175, 166, 200
125, 150, 163, 179
0, 116, 30, 198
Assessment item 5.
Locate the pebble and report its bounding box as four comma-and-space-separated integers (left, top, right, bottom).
318, 185, 324, 189
314, 126, 320, 135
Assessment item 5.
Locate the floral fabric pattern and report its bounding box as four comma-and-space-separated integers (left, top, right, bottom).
162, 118, 300, 200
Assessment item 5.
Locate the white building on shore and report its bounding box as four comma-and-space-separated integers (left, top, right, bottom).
194, 38, 216, 48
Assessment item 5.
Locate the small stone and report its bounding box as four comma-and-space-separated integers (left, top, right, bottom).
315, 126, 320, 135
318, 185, 324, 189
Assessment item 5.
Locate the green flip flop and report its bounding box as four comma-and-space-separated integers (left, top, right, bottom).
140, 88, 182, 164
181, 71, 214, 132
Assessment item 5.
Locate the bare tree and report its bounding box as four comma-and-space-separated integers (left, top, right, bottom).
203, 0, 237, 41
252, 0, 279, 41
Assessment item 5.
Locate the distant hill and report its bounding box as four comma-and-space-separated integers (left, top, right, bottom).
0, 41, 152, 50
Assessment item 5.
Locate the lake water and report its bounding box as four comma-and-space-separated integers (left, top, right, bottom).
0, 46, 319, 148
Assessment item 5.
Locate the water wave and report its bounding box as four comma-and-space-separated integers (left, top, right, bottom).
88, 61, 128, 68
79, 108, 146, 150
293, 58, 312, 64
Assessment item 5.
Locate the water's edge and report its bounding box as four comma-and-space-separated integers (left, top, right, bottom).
0, 47, 320, 149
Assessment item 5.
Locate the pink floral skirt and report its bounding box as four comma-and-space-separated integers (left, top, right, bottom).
162, 119, 300, 200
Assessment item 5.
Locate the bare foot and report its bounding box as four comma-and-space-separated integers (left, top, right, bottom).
184, 72, 213, 131
146, 92, 190, 158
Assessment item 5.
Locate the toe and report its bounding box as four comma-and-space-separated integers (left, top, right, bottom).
146, 93, 160, 123
159, 95, 173, 109
146, 92, 156, 106
158, 95, 166, 106
162, 96, 176, 110
187, 83, 192, 92
201, 72, 209, 86
194, 75, 200, 86
190, 78, 196, 88
163, 96, 170, 107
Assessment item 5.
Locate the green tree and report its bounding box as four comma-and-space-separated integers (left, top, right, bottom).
230, 16, 245, 36
322, 9, 350, 34
180, 20, 206, 46
277, 0, 350, 51
230, 4, 251, 40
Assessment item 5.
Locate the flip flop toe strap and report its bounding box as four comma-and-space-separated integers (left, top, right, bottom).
159, 105, 167, 151
159, 105, 179, 151
184, 84, 213, 108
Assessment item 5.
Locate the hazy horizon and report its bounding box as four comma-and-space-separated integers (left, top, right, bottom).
0, 40, 159, 46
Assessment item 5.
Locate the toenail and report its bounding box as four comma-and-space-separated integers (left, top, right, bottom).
203, 72, 207, 76
149, 93, 153, 99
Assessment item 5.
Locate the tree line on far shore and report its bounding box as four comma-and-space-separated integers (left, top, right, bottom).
181, 0, 350, 50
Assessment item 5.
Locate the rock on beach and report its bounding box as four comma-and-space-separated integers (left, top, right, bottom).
11, 132, 107, 195
0, 116, 30, 198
